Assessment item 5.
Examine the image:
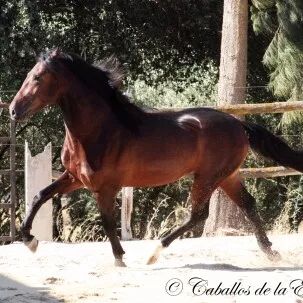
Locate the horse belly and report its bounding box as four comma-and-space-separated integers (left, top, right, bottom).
125, 169, 192, 187
121, 141, 198, 187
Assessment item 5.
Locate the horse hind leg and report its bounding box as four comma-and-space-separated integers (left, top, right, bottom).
147, 176, 214, 265
220, 174, 281, 261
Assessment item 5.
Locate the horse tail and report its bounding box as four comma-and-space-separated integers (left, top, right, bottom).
241, 121, 303, 172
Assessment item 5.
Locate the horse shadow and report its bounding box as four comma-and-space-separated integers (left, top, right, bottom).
0, 274, 62, 303
154, 263, 303, 272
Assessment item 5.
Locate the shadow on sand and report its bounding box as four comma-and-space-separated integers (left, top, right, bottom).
154, 263, 303, 272
0, 274, 63, 303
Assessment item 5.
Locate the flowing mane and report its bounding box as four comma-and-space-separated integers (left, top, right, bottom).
39, 49, 145, 130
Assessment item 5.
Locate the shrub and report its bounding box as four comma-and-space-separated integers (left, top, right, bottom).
127, 60, 218, 108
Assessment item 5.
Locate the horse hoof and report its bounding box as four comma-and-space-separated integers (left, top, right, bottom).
267, 249, 281, 262
114, 259, 127, 267
25, 237, 39, 253
147, 255, 158, 265
147, 244, 164, 265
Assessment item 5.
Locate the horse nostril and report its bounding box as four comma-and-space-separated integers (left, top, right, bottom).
10, 108, 19, 120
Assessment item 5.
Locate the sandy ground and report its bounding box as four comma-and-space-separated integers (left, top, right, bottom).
1, 234, 303, 303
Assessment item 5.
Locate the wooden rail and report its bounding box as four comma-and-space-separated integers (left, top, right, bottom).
162, 101, 303, 115
0, 169, 11, 175
0, 102, 9, 108
240, 166, 302, 179
214, 101, 303, 115
0, 236, 14, 241
0, 203, 13, 210
0, 137, 10, 144
0, 169, 22, 175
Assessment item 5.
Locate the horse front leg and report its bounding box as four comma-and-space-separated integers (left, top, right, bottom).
21, 171, 82, 252
94, 187, 126, 267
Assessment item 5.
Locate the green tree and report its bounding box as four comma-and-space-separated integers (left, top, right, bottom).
251, 0, 303, 101
250, 0, 303, 231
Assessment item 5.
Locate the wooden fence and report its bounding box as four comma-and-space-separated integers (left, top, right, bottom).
3, 100, 303, 242
212, 101, 303, 178
169, 101, 303, 115
0, 101, 17, 243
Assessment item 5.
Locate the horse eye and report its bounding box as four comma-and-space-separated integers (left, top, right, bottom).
33, 75, 41, 82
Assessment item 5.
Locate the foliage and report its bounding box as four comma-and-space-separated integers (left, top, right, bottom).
0, 0, 224, 93
249, 1, 303, 230
251, 0, 303, 101
55, 190, 107, 242
1, 1, 303, 243
128, 61, 218, 108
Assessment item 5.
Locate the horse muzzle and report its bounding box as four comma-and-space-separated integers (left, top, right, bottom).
9, 98, 33, 121
9, 105, 28, 121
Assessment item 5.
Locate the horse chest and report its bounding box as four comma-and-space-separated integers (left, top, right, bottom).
74, 159, 101, 189
78, 161, 96, 188
62, 145, 100, 189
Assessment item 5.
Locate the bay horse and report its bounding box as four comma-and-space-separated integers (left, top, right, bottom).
10, 49, 303, 266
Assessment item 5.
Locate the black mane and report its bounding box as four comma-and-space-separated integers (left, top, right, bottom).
39, 49, 145, 130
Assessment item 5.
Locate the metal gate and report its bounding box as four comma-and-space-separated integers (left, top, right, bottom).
0, 102, 16, 242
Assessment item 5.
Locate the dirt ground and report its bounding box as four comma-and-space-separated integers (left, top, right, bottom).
1, 234, 303, 303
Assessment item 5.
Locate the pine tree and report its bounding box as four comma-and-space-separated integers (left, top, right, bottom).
251, 0, 303, 101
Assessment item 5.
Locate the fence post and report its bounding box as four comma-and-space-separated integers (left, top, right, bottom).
121, 187, 133, 240
10, 119, 16, 241
25, 142, 52, 241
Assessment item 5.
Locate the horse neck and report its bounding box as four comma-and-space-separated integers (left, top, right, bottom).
59, 88, 121, 142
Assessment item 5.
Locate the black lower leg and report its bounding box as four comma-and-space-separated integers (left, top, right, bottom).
21, 193, 49, 242
247, 207, 280, 260
102, 214, 125, 259
239, 190, 273, 251
20, 172, 78, 244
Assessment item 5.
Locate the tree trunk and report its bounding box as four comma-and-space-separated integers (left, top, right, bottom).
203, 0, 252, 236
